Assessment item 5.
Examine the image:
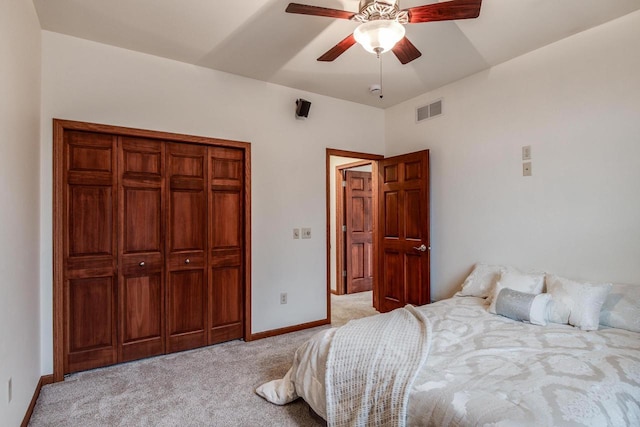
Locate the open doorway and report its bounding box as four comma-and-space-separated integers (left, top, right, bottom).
326, 148, 431, 325
326, 149, 383, 325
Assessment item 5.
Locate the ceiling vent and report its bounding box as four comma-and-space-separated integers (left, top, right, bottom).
416, 99, 443, 123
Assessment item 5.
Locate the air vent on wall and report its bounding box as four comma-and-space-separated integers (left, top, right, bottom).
416, 99, 443, 123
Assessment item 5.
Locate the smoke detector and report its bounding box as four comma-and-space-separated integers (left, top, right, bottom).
369, 84, 381, 95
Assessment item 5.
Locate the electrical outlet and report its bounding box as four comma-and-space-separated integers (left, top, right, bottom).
523, 162, 532, 176
8, 377, 12, 403
522, 145, 532, 161
280, 293, 287, 304
301, 227, 311, 239
293, 228, 300, 239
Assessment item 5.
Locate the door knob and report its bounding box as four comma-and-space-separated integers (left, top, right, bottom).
413, 244, 428, 252
185, 258, 190, 264
139, 261, 145, 266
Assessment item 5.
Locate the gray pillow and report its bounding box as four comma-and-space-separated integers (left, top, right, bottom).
495, 288, 551, 326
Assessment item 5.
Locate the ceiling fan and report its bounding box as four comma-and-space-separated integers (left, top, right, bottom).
286, 0, 482, 64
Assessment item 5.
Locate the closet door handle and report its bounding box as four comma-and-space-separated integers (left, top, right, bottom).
184, 258, 190, 264
139, 261, 145, 267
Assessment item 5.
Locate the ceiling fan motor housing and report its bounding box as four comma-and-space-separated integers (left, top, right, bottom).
355, 0, 409, 23
359, 0, 398, 10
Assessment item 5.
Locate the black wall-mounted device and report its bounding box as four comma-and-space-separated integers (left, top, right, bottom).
295, 99, 311, 119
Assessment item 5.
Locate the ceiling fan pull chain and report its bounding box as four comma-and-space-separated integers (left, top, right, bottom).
379, 55, 384, 99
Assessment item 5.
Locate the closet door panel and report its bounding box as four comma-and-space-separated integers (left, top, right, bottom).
166, 143, 208, 353
171, 191, 206, 251
122, 148, 162, 175
68, 186, 113, 257
63, 131, 118, 374
68, 277, 114, 351
208, 147, 244, 344
123, 188, 162, 252
66, 276, 116, 372
211, 192, 241, 248
120, 273, 163, 361
167, 270, 207, 351
209, 266, 243, 343
118, 137, 165, 362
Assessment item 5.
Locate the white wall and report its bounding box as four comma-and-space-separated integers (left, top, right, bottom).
0, 0, 42, 424
39, 31, 385, 374
385, 11, 640, 300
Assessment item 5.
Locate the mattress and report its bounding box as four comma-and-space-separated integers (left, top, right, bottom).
261, 296, 640, 426
407, 297, 640, 426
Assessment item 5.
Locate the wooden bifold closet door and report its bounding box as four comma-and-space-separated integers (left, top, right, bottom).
166, 142, 208, 353
62, 130, 118, 373
118, 137, 166, 363
208, 147, 244, 344
55, 120, 250, 377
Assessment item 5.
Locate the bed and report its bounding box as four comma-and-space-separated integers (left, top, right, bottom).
257, 265, 640, 426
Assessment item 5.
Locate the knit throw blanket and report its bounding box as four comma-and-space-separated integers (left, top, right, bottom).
325, 305, 432, 427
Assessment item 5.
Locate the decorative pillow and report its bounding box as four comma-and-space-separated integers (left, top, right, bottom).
458, 263, 510, 298
599, 283, 640, 332
546, 275, 612, 331
494, 288, 551, 326
488, 271, 545, 314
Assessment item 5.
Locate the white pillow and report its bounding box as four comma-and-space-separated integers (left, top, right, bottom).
458, 263, 509, 298
546, 275, 612, 331
494, 288, 551, 326
488, 271, 545, 314
599, 283, 640, 332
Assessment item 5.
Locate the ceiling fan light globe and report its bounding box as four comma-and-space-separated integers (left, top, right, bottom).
354, 20, 405, 54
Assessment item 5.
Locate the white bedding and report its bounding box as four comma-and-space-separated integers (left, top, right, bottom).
326, 305, 431, 427
258, 296, 640, 426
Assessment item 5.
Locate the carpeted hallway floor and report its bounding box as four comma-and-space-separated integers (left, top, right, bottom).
29, 291, 377, 426
330, 290, 377, 327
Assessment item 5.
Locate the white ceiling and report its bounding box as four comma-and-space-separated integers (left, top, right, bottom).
32, 0, 640, 108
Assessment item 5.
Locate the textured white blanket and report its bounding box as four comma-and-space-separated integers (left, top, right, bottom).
325, 305, 432, 427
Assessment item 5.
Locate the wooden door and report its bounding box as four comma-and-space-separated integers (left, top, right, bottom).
166, 143, 208, 353
208, 147, 244, 344
345, 170, 373, 294
63, 131, 118, 374
377, 150, 430, 313
117, 137, 165, 362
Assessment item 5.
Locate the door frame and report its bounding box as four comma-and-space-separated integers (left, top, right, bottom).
53, 119, 252, 382
325, 149, 384, 317
335, 161, 374, 295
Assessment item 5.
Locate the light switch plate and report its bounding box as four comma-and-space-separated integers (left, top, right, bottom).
522, 145, 532, 161
523, 162, 532, 176
301, 227, 311, 239
293, 228, 300, 239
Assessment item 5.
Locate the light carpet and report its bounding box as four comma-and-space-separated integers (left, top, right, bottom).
330, 290, 378, 327
30, 292, 377, 426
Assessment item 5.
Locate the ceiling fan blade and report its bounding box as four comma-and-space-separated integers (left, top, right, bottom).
286, 3, 356, 20
318, 34, 357, 62
406, 0, 482, 23
392, 37, 422, 64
